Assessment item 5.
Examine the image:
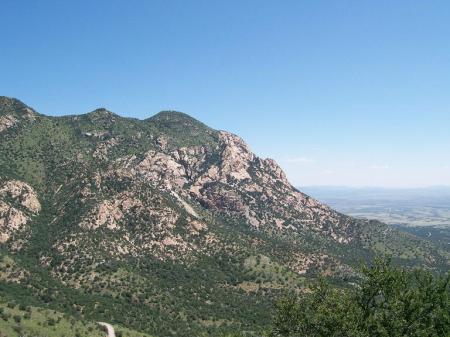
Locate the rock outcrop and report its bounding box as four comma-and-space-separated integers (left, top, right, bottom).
73, 125, 355, 258
0, 180, 41, 243
0, 115, 18, 132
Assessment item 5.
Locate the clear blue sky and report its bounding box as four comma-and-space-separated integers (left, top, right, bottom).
2, 0, 450, 187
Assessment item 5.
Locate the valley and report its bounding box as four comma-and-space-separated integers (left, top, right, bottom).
302, 186, 450, 251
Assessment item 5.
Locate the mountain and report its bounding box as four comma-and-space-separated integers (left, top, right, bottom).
0, 97, 449, 336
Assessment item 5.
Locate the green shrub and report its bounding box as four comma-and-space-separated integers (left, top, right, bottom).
270, 258, 450, 337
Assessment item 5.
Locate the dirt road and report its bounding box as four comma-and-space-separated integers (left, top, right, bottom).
98, 322, 116, 337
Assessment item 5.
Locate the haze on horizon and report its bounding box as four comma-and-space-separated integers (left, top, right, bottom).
1, 1, 449, 188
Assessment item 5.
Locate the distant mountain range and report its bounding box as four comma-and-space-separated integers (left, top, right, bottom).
1, 97, 449, 337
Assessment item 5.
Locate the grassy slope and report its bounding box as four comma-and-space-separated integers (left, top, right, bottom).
0, 299, 154, 337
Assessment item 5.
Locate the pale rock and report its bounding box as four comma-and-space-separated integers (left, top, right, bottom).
0, 180, 41, 213
0, 181, 41, 243
218, 131, 253, 181
0, 115, 18, 132
136, 150, 187, 190
80, 200, 123, 230
189, 219, 207, 233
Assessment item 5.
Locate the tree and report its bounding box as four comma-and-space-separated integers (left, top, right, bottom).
270, 258, 450, 337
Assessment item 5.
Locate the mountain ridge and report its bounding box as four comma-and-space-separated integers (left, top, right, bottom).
0, 97, 448, 336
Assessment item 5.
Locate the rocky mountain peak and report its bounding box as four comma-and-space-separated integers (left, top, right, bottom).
0, 96, 35, 114
150, 110, 201, 122
85, 107, 119, 121
0, 96, 24, 110
148, 110, 214, 135
0, 97, 37, 132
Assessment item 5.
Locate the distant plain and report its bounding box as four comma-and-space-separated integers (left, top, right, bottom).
302, 186, 450, 248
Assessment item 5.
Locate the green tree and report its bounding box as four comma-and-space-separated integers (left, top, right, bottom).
270, 258, 450, 337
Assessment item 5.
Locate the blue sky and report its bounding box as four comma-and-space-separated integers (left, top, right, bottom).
1, 0, 450, 187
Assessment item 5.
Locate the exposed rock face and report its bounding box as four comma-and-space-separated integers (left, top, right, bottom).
93, 137, 119, 159
0, 115, 18, 132
77, 127, 354, 254
80, 199, 126, 230
0, 202, 29, 243
0, 181, 41, 213
0, 180, 41, 243
145, 130, 354, 242
136, 150, 188, 190
217, 131, 253, 181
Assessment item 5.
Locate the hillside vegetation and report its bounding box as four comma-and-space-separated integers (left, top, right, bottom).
270, 259, 450, 337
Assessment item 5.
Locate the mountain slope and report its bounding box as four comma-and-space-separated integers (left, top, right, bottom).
0, 97, 448, 336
